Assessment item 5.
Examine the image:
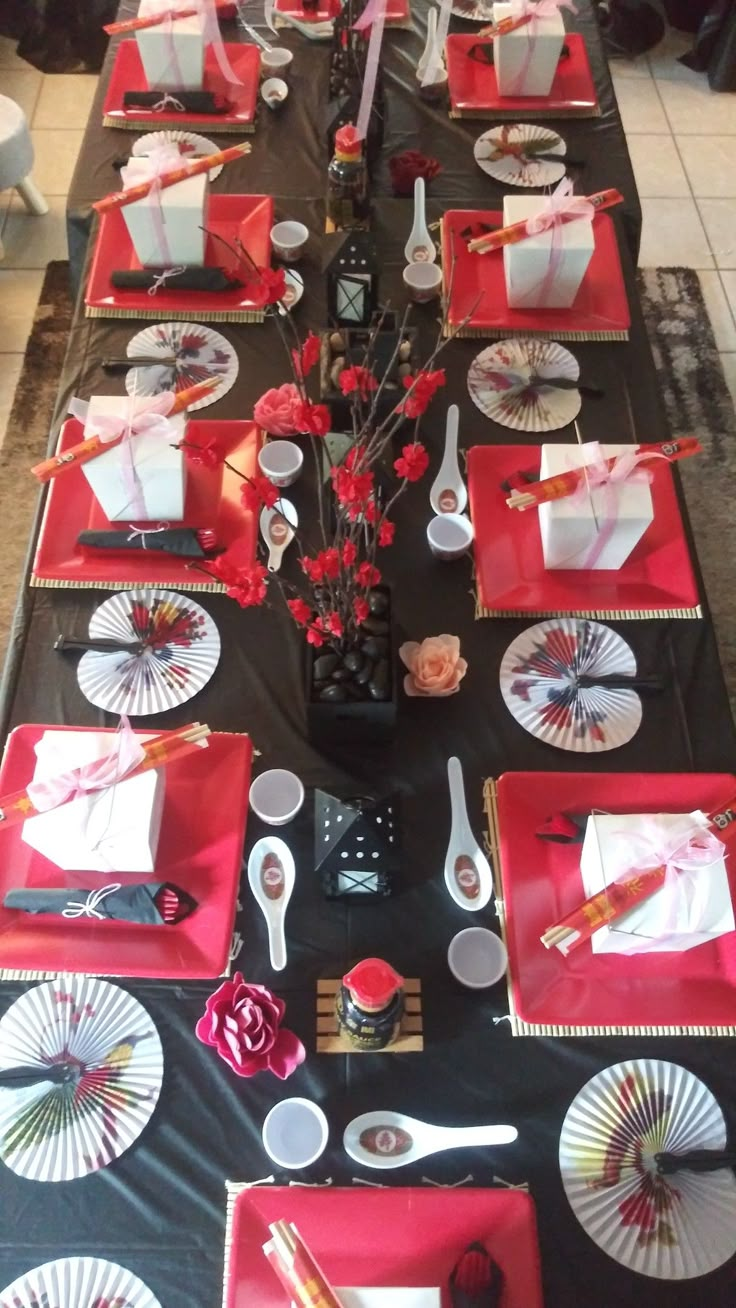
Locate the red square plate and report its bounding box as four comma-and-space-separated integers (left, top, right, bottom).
103, 39, 259, 130
467, 444, 700, 618
441, 210, 630, 340
274, 0, 411, 22
493, 771, 736, 1035
0, 725, 252, 979
226, 1186, 544, 1308
446, 32, 600, 118
85, 193, 273, 322
32, 419, 262, 592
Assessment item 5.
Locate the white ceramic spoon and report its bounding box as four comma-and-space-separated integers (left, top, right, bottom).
404, 178, 436, 266
260, 498, 298, 572
344, 1110, 517, 1170
429, 405, 467, 516
247, 835, 295, 971
416, 6, 439, 82
444, 756, 493, 911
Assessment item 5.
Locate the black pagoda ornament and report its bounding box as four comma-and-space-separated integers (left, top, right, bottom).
314, 790, 399, 899
324, 231, 379, 327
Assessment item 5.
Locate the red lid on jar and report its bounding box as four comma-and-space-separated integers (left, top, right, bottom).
335, 123, 362, 158
343, 958, 403, 1009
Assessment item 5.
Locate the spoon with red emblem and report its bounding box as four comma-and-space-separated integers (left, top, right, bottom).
344, 1109, 517, 1170
444, 756, 493, 912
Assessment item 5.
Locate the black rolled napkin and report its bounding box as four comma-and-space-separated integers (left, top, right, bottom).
111, 267, 244, 292
4, 882, 198, 925
123, 89, 231, 114
78, 527, 218, 559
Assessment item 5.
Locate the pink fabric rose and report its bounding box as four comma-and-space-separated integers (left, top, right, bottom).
399, 634, 468, 697
253, 382, 302, 437
195, 972, 305, 1079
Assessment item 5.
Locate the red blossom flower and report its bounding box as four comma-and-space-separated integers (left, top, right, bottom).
254, 382, 302, 436
355, 562, 381, 588
378, 519, 395, 547
195, 973, 304, 1079
389, 150, 442, 198
394, 442, 429, 483
339, 365, 378, 399
257, 266, 288, 305
223, 562, 269, 608
321, 611, 344, 637
353, 596, 370, 624
399, 368, 446, 418
342, 540, 357, 567
183, 437, 224, 469
331, 464, 374, 511
240, 475, 280, 511
306, 626, 324, 647
288, 598, 312, 625
364, 498, 379, 524
319, 547, 341, 580
291, 332, 322, 379
295, 400, 331, 437
301, 555, 325, 583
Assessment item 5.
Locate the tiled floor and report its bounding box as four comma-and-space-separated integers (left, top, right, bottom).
0, 25, 735, 445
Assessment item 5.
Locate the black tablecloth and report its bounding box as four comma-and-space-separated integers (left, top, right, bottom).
3, 4, 736, 1307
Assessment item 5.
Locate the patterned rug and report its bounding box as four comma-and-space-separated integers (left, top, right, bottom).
0, 264, 735, 714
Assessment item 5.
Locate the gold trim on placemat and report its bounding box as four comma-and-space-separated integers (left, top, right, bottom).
85, 305, 265, 323
482, 777, 736, 1038
474, 597, 703, 621
103, 116, 255, 132
316, 977, 424, 1053
449, 106, 602, 121
30, 575, 227, 593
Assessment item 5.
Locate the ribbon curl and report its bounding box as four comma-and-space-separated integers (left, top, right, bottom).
28, 719, 146, 814
566, 441, 661, 569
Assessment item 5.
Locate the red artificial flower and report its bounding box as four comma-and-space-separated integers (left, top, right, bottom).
254, 382, 302, 437
258, 266, 287, 305
291, 332, 322, 379
183, 437, 224, 469
378, 519, 395, 547
195, 973, 305, 1079
288, 597, 312, 626
319, 547, 341, 580
301, 555, 325, 583
240, 475, 280, 511
331, 464, 374, 511
353, 596, 369, 624
388, 150, 442, 198
306, 626, 325, 647
339, 365, 378, 399
364, 498, 379, 524
342, 539, 357, 567
321, 611, 344, 637
295, 400, 331, 437
226, 563, 269, 608
394, 442, 429, 483
400, 368, 446, 419
355, 561, 381, 588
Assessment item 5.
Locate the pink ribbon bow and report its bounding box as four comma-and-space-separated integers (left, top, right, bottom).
195, 0, 243, 85
121, 142, 182, 266
567, 441, 660, 569
27, 718, 147, 814
513, 177, 594, 308
68, 392, 177, 519
506, 0, 577, 97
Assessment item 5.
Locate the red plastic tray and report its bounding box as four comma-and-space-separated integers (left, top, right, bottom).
441, 209, 630, 340
274, 0, 411, 21
467, 444, 700, 618
102, 39, 259, 130
0, 725, 252, 979
496, 771, 736, 1032
32, 419, 262, 592
226, 1186, 544, 1308
446, 32, 600, 118
85, 193, 273, 322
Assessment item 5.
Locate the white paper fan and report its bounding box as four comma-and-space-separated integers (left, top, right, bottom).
499, 618, 642, 753
77, 588, 220, 716
474, 123, 567, 188
0, 977, 163, 1182
132, 128, 224, 179
559, 1059, 736, 1279
467, 339, 581, 433
124, 321, 238, 410
0, 1257, 162, 1308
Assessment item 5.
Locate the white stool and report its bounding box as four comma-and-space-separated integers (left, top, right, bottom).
0, 93, 48, 260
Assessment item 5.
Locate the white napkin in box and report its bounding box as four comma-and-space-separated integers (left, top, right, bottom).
580, 811, 734, 954
81, 396, 186, 523
538, 442, 654, 571
22, 731, 165, 873
136, 0, 206, 90
493, 2, 565, 97
503, 194, 593, 309
119, 151, 208, 269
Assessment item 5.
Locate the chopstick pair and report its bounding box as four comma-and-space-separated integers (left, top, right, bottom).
466, 188, 624, 255
264, 1220, 346, 1308
506, 437, 703, 511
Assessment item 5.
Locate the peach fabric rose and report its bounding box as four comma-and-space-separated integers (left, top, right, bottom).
253, 382, 302, 437
399, 633, 467, 697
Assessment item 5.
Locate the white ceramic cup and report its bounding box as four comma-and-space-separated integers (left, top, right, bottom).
262, 1098, 329, 1169
403, 262, 443, 303
448, 928, 508, 990
426, 513, 474, 561
249, 769, 305, 825
260, 46, 294, 78
417, 67, 448, 102
258, 440, 304, 487
261, 77, 289, 110
270, 220, 309, 263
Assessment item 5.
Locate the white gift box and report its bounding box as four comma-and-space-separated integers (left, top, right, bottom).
503, 195, 594, 309
82, 396, 186, 523
135, 0, 206, 90
538, 443, 654, 571
580, 811, 734, 954
335, 1293, 440, 1308
120, 151, 208, 268
22, 731, 166, 874
493, 1, 565, 97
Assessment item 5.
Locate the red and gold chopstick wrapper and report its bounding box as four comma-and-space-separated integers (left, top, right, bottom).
507, 437, 703, 511
466, 188, 624, 255
478, 12, 533, 38
264, 1221, 346, 1308
541, 792, 736, 955
93, 141, 251, 214
104, 2, 235, 34
0, 724, 210, 830
31, 377, 218, 484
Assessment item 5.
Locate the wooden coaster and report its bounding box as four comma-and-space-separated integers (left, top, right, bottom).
316, 977, 424, 1053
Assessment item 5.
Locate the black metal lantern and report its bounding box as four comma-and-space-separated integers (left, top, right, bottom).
325, 232, 379, 328
315, 790, 398, 899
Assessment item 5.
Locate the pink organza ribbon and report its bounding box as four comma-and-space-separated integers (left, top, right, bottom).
505, 0, 577, 96
566, 441, 661, 568
195, 0, 243, 84
604, 820, 726, 954
513, 175, 594, 308
69, 392, 177, 519
354, 0, 388, 141
27, 718, 146, 814
121, 141, 182, 266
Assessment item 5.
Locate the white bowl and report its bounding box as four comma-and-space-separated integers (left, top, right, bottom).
258, 440, 304, 487
261, 77, 289, 110
403, 262, 443, 303
260, 46, 294, 77
249, 769, 305, 825
262, 1097, 329, 1169
448, 928, 508, 990
270, 220, 309, 263
426, 513, 474, 561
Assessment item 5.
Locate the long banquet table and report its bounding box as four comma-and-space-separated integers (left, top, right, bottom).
2, 3, 736, 1306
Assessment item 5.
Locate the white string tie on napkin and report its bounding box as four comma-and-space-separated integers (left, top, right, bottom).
127, 524, 170, 548
148, 265, 187, 295
62, 883, 122, 920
